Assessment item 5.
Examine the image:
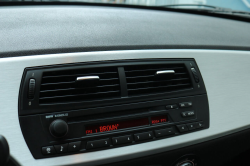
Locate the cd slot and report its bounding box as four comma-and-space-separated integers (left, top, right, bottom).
85, 117, 150, 135
68, 108, 151, 123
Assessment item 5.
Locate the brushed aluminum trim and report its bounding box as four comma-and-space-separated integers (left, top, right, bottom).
1, 49, 250, 166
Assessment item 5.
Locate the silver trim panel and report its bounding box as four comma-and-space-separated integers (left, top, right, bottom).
1, 49, 250, 166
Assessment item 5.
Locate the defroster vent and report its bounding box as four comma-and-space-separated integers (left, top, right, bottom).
124, 64, 192, 96
39, 67, 120, 104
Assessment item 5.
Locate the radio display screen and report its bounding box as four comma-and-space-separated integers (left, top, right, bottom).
151, 115, 168, 124
85, 117, 149, 134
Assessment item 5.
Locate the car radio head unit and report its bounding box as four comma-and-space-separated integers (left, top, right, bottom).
18, 59, 209, 159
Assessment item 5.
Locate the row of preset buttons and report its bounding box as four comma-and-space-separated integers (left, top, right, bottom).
42, 128, 175, 155
86, 128, 175, 150
42, 122, 203, 155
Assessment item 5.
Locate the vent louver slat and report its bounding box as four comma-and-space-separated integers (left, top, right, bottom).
39, 67, 120, 104
124, 64, 192, 96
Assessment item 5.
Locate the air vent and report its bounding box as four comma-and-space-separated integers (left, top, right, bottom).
39, 67, 120, 104
124, 64, 192, 96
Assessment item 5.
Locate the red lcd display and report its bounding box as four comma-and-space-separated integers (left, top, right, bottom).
85, 118, 149, 134
151, 115, 168, 124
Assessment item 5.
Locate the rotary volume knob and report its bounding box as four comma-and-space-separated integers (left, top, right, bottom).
49, 119, 68, 138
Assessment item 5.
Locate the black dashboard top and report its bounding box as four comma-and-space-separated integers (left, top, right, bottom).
1, 5, 250, 58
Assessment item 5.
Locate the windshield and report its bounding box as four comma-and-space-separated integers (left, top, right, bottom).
72, 0, 250, 12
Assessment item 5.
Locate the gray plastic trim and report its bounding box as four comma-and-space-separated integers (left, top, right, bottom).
0, 49, 250, 166
1, 5, 250, 58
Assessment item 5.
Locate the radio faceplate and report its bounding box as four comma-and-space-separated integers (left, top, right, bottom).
19, 94, 209, 159
18, 59, 209, 159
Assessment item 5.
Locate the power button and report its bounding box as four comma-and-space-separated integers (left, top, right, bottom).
42, 146, 55, 155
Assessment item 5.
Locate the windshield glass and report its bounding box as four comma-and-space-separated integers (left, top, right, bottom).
74, 0, 250, 12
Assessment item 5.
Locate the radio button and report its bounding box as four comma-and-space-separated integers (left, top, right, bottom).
177, 124, 188, 132
179, 102, 192, 108
68, 141, 81, 152
134, 131, 153, 141
42, 146, 56, 155
54, 143, 68, 153
196, 122, 204, 128
86, 138, 110, 150
186, 123, 198, 130
166, 104, 178, 109
155, 128, 174, 137
112, 135, 132, 145
181, 111, 195, 117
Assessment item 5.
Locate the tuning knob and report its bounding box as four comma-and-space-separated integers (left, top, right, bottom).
49, 119, 68, 138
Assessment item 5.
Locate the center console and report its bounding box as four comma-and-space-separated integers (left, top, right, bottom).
18, 59, 209, 159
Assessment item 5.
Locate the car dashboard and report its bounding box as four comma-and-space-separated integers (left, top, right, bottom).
1, 4, 250, 166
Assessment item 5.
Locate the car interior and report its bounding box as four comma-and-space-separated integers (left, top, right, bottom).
1, 0, 250, 166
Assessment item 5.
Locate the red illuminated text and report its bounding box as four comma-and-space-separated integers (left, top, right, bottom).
100, 124, 119, 132
152, 118, 167, 124
86, 130, 93, 134
85, 117, 149, 134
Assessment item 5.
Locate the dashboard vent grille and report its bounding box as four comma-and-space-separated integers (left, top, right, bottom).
124, 64, 192, 96
39, 67, 120, 104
